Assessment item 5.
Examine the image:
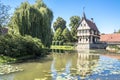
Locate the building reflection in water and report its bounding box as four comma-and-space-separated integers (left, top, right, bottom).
77, 49, 99, 79
51, 49, 100, 80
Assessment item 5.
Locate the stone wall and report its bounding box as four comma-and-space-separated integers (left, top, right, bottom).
90, 43, 107, 49
77, 43, 90, 49
77, 43, 107, 49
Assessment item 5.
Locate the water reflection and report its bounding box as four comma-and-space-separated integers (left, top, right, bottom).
0, 74, 14, 80
77, 50, 99, 79
50, 49, 100, 80
52, 49, 64, 53
51, 58, 72, 80
1, 49, 120, 80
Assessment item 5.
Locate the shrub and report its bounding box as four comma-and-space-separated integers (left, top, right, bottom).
59, 41, 63, 45
55, 41, 59, 45
63, 42, 74, 46
52, 41, 55, 45
0, 34, 46, 58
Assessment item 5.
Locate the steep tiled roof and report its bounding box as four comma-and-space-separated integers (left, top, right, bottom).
100, 33, 120, 42
78, 12, 99, 32
85, 19, 99, 32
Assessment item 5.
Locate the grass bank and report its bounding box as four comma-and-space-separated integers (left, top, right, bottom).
51, 45, 75, 50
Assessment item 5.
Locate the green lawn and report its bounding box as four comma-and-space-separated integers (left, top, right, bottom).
51, 45, 75, 50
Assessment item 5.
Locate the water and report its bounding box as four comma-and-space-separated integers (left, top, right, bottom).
1, 49, 120, 80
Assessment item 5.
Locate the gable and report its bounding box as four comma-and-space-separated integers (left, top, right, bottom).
77, 19, 90, 30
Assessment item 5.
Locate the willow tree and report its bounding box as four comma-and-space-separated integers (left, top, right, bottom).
9, 0, 53, 47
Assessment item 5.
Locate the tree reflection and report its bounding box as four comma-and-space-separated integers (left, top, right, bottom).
51, 49, 100, 80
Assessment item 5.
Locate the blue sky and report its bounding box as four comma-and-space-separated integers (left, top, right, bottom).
1, 0, 120, 34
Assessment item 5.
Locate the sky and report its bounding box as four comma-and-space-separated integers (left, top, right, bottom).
1, 0, 120, 34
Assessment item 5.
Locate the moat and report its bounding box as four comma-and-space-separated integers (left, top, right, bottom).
1, 49, 120, 80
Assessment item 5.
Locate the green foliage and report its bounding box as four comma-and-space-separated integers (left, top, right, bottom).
0, 1, 10, 26
109, 45, 120, 50
69, 16, 81, 42
0, 34, 46, 58
53, 17, 66, 31
63, 42, 74, 46
53, 28, 63, 41
70, 27, 77, 42
118, 29, 120, 33
0, 25, 2, 35
59, 41, 63, 45
62, 28, 72, 42
0, 55, 16, 63
52, 41, 55, 45
55, 41, 59, 45
52, 41, 63, 45
9, 0, 53, 47
69, 16, 80, 28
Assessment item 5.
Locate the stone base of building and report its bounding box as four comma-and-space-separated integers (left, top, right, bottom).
77, 43, 107, 49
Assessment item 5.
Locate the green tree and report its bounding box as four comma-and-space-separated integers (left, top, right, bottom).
0, 25, 2, 35
53, 28, 63, 41
53, 17, 66, 31
69, 16, 81, 42
118, 29, 120, 33
62, 28, 71, 42
9, 0, 53, 47
0, 1, 10, 26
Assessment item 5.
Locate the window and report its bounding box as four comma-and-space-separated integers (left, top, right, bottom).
84, 24, 86, 26
80, 38, 81, 41
86, 38, 88, 41
79, 31, 81, 34
81, 24, 82, 26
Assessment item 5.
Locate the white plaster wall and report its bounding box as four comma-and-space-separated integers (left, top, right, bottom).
77, 19, 90, 30
77, 44, 90, 49
77, 19, 91, 36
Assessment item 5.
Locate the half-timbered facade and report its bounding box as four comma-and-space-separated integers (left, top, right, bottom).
77, 12, 104, 49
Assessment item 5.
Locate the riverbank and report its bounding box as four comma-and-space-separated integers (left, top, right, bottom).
106, 45, 120, 53
0, 54, 50, 75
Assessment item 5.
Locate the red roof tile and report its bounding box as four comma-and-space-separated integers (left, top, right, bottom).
100, 33, 120, 42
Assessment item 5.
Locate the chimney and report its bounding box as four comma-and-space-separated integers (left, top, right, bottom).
91, 18, 94, 22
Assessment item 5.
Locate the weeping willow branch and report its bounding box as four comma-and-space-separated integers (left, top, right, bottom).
9, 0, 53, 47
